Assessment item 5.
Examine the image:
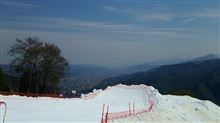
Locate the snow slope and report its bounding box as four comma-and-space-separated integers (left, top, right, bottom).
114, 95, 220, 123
0, 84, 220, 123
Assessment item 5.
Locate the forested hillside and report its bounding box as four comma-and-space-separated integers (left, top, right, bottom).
95, 59, 220, 106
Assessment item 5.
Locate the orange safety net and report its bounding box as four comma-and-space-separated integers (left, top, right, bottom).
101, 87, 154, 123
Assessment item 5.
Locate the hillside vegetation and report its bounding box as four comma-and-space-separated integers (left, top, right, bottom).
95, 59, 220, 106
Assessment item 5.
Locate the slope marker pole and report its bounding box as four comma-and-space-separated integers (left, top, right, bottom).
105, 105, 109, 123
129, 103, 131, 116
0, 101, 7, 123
101, 104, 105, 123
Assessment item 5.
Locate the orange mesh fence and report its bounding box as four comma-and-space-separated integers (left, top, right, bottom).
108, 111, 131, 120
106, 101, 154, 121
102, 103, 154, 123
101, 86, 155, 123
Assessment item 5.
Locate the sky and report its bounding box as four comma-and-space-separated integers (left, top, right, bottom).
0, 0, 220, 67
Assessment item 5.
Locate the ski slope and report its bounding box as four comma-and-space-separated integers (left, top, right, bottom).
0, 84, 220, 123
114, 94, 220, 123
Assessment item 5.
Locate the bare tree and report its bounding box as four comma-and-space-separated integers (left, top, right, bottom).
8, 37, 68, 93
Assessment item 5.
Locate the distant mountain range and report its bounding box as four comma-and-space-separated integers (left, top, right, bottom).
191, 54, 219, 62
60, 54, 220, 98
59, 64, 157, 96
94, 59, 220, 106
1, 53, 220, 102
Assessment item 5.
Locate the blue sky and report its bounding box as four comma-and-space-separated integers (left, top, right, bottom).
1, 0, 220, 66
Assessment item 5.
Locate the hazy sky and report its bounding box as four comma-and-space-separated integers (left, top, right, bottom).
1, 0, 220, 66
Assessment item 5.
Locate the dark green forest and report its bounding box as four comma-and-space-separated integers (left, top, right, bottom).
94, 59, 220, 106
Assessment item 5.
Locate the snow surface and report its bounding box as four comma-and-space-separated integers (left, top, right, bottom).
113, 95, 220, 123
0, 84, 220, 123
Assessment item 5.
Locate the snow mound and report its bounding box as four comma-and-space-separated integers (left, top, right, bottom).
1, 84, 220, 123
81, 84, 158, 112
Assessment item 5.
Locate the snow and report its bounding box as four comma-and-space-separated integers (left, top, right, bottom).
114, 95, 220, 123
0, 84, 220, 123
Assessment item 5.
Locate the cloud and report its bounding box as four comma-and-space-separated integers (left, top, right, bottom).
113, 30, 198, 39
103, 6, 118, 12
52, 18, 131, 29
138, 8, 220, 23
194, 9, 220, 18
181, 9, 220, 23
2, 0, 36, 9
136, 13, 173, 21
102, 5, 219, 23
3, 16, 136, 31
2, 16, 198, 39
135, 9, 219, 22
103, 5, 174, 21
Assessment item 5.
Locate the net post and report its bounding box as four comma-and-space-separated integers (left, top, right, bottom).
105, 105, 109, 123
101, 104, 105, 123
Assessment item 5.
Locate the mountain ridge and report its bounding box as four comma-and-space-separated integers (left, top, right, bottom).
94, 59, 220, 106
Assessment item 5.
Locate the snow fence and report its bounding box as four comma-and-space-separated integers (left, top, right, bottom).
100, 85, 154, 123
